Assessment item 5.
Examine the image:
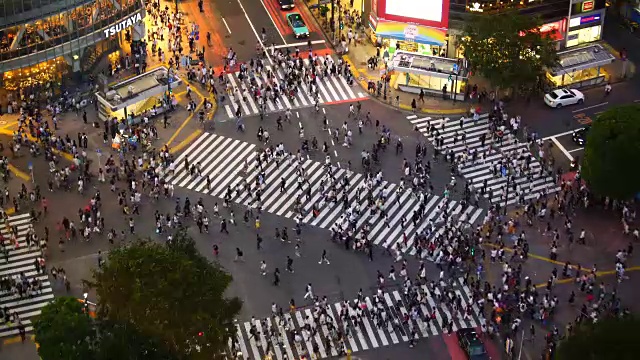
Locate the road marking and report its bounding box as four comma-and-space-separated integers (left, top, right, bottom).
571, 102, 608, 113
635, 99, 640, 102
568, 148, 583, 153
407, 115, 418, 120
272, 40, 326, 49
221, 17, 232, 34
298, 121, 302, 128
551, 137, 574, 161
296, 111, 299, 118
541, 129, 578, 140
260, 0, 286, 44
322, 107, 326, 114
236, 0, 272, 64
334, 150, 338, 157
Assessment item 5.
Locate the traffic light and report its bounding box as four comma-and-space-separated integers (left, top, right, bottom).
198, 331, 204, 336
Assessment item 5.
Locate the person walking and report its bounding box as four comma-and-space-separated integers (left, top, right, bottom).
318, 249, 330, 264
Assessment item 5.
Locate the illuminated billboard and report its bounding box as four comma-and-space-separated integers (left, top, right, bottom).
377, 0, 450, 29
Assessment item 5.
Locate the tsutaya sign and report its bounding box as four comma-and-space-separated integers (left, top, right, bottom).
103, 12, 143, 38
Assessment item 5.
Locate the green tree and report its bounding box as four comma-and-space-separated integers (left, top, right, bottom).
581, 104, 640, 199
555, 314, 640, 360
89, 229, 242, 359
460, 11, 559, 96
33, 297, 98, 360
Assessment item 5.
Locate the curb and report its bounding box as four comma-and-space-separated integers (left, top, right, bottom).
341, 55, 469, 115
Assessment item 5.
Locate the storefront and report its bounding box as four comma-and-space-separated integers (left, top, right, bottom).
566, 0, 606, 47
389, 50, 467, 100
368, 0, 451, 57
546, 43, 614, 88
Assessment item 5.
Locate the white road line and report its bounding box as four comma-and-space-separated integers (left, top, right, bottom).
236, 0, 272, 64
259, 0, 286, 44
551, 137, 574, 161
272, 40, 326, 49
221, 17, 232, 34
541, 129, 579, 140
568, 148, 583, 153
571, 102, 608, 113
635, 99, 640, 103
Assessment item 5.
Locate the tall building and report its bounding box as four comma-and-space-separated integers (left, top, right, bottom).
448, 0, 607, 55
0, 0, 146, 109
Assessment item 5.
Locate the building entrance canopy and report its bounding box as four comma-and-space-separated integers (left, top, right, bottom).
548, 43, 614, 77
388, 50, 467, 79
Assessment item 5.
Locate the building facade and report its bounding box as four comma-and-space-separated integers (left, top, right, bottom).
448, 0, 606, 57
0, 0, 146, 97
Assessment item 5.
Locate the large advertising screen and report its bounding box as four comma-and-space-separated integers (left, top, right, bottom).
377, 0, 450, 29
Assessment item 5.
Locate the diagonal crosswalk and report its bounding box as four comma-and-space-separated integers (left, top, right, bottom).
222, 56, 368, 119
166, 133, 485, 255
408, 114, 560, 206
0, 213, 54, 338
230, 277, 485, 359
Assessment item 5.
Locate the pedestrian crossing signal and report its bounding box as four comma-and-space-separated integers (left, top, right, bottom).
340, 22, 344, 30
448, 74, 453, 82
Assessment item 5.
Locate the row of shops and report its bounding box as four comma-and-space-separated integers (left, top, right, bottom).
362, 0, 616, 98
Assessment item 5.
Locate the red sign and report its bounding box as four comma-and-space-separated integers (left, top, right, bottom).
376, 0, 450, 29
519, 20, 565, 41
582, 0, 594, 12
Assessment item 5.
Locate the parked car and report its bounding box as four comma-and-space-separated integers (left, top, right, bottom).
457, 328, 490, 360
287, 12, 309, 38
544, 88, 585, 108
278, 0, 294, 10
572, 126, 590, 146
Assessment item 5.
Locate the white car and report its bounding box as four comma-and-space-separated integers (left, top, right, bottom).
544, 88, 584, 108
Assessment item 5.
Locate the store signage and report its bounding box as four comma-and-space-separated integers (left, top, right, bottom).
404, 24, 418, 40
103, 12, 143, 37
582, 0, 594, 12
569, 15, 601, 28
469, 2, 483, 12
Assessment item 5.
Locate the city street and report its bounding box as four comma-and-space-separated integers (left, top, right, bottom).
4, 1, 640, 360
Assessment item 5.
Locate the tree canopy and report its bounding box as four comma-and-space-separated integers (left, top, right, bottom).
555, 314, 640, 360
33, 297, 97, 360
581, 104, 640, 200
460, 11, 559, 94
34, 230, 241, 360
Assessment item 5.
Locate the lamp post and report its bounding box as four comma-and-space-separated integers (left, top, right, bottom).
330, 0, 336, 36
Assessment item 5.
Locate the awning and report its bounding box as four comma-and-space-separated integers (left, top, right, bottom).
374, 20, 446, 46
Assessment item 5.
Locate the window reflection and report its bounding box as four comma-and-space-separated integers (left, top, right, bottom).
0, 0, 142, 56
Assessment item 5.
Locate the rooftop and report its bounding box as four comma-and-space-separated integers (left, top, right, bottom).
550, 43, 615, 75
96, 66, 181, 111
389, 50, 468, 78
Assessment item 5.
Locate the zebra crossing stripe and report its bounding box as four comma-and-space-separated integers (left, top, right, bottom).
222, 56, 367, 119
0, 213, 54, 338
408, 114, 559, 205
169, 134, 486, 254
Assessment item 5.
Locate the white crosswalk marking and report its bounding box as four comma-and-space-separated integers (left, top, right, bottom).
169, 133, 486, 254
223, 56, 367, 119
0, 213, 54, 338
229, 279, 483, 359
408, 114, 560, 206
